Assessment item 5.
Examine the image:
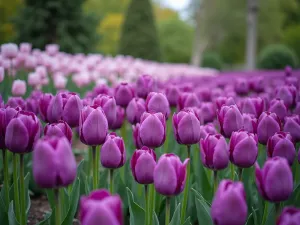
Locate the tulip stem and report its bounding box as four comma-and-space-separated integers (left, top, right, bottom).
19, 154, 26, 225
2, 150, 10, 210
180, 145, 191, 225
275, 203, 281, 218
238, 168, 243, 181
165, 197, 171, 225
13, 153, 20, 222
55, 189, 61, 225
213, 170, 218, 193
261, 201, 268, 225
60, 188, 65, 219
149, 184, 155, 225
230, 163, 235, 180
92, 146, 98, 189
109, 169, 114, 193
144, 185, 148, 225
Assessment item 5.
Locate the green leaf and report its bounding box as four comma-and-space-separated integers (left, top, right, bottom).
169, 203, 181, 225
265, 204, 275, 225
8, 202, 20, 225
126, 187, 145, 225
182, 217, 191, 225
286, 182, 300, 207
252, 207, 259, 225
46, 189, 56, 210
153, 212, 160, 225
35, 212, 51, 225
195, 198, 213, 225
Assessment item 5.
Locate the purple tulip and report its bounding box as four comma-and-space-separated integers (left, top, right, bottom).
132, 123, 143, 149
153, 153, 189, 196
114, 82, 135, 107
93, 94, 117, 129
199, 123, 217, 140
277, 207, 300, 225
139, 112, 166, 148
173, 108, 201, 145
211, 180, 247, 225
267, 132, 296, 165
196, 88, 211, 102
285, 65, 292, 77
33, 136, 76, 188
214, 96, 235, 111
268, 98, 288, 121
79, 105, 108, 146
229, 130, 258, 168
285, 76, 298, 87
39, 93, 53, 122
284, 115, 300, 142
217, 104, 243, 138
131, 146, 156, 184
146, 92, 170, 119
47, 93, 64, 123
93, 84, 111, 97
255, 157, 293, 202
235, 78, 249, 95
257, 112, 281, 145
250, 76, 265, 93
126, 98, 146, 124
25, 97, 39, 114
0, 107, 19, 149
200, 134, 229, 170
6, 97, 26, 109
199, 102, 215, 123
1, 43, 18, 59
242, 113, 257, 134
62, 92, 83, 127
240, 97, 264, 118
177, 92, 199, 110
5, 111, 41, 153
294, 102, 300, 115
110, 106, 125, 130
165, 84, 180, 107
136, 74, 154, 99
276, 85, 298, 108
80, 189, 123, 225
44, 120, 73, 143
101, 133, 126, 169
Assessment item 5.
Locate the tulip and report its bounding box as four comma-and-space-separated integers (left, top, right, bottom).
0, 107, 19, 150
20, 43, 32, 53
46, 44, 59, 56
229, 130, 258, 168
1, 43, 18, 59
284, 115, 300, 142
200, 134, 229, 170
211, 180, 247, 225
139, 112, 166, 148
44, 120, 73, 143
285, 65, 292, 77
240, 97, 264, 118
136, 74, 154, 99
250, 76, 265, 93
276, 85, 298, 108
199, 102, 215, 123
93, 84, 111, 96
196, 88, 211, 102
132, 123, 143, 149
80, 189, 123, 225
257, 112, 281, 145
268, 98, 288, 120
294, 102, 300, 115
267, 132, 296, 165
126, 97, 146, 124
235, 78, 249, 95
6, 97, 26, 109
277, 207, 300, 225
47, 93, 63, 123
0, 67, 4, 83
214, 96, 236, 111
199, 123, 217, 140
114, 82, 135, 107
93, 94, 116, 128
26, 97, 39, 114
110, 106, 125, 130
11, 80, 26, 96
62, 92, 83, 127
255, 157, 293, 202
173, 108, 201, 145
177, 92, 199, 110
39, 93, 53, 122
165, 84, 180, 107
242, 113, 257, 133
217, 104, 243, 138
33, 136, 76, 188
146, 92, 170, 118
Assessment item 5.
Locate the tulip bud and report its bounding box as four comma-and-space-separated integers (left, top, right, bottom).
214, 97, 236, 111
276, 85, 298, 108
146, 92, 170, 119
110, 106, 125, 130
268, 98, 288, 121
6, 97, 26, 109
44, 120, 73, 143
154, 153, 189, 196
173, 108, 201, 145
242, 113, 257, 134
93, 84, 111, 97
277, 207, 300, 225
131, 146, 156, 184
199, 123, 217, 140
257, 112, 281, 145
250, 76, 265, 93
39, 93, 53, 122
5, 111, 41, 153
240, 97, 264, 118
229, 130, 258, 168
178, 92, 199, 110
255, 157, 293, 202
33, 136, 76, 188
235, 78, 249, 95
284, 115, 300, 142
101, 133, 126, 169
132, 123, 143, 149
62, 92, 83, 127
0, 107, 19, 149
80, 189, 123, 225
199, 102, 215, 123
139, 112, 166, 148
79, 105, 108, 146
196, 88, 211, 102
1, 43, 18, 59
114, 82, 135, 107
136, 74, 154, 99
217, 104, 243, 138
26, 97, 39, 114
165, 84, 180, 107
12, 80, 26, 96
200, 134, 229, 170
126, 98, 146, 124
267, 132, 296, 165
211, 180, 247, 225
93, 94, 116, 129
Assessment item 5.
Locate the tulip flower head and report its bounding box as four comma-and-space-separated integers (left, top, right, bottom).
283, 115, 300, 143
110, 106, 125, 130
126, 97, 146, 124
136, 74, 154, 99
277, 207, 300, 225
268, 98, 288, 121
44, 120, 73, 143
0, 107, 19, 150
114, 82, 135, 107
12, 79, 26, 96
146, 92, 170, 119
257, 111, 281, 145
242, 113, 257, 134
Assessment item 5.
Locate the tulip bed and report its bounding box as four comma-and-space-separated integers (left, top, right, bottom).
0, 43, 300, 225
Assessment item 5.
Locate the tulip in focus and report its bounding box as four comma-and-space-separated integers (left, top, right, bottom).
240, 97, 264, 118
12, 80, 26, 96
178, 92, 199, 110
114, 82, 135, 107
39, 93, 53, 122
44, 120, 73, 143
126, 97, 146, 124
257, 112, 281, 145
242, 113, 257, 134
199, 123, 217, 140
146, 92, 170, 118
277, 207, 300, 225
0, 107, 19, 150
110, 106, 125, 130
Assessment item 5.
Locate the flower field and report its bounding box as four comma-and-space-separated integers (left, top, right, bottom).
0, 43, 300, 225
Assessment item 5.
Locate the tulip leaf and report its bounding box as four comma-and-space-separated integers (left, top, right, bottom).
182, 217, 191, 225
153, 212, 160, 225
195, 198, 213, 225
45, 189, 56, 210
265, 204, 275, 225
251, 207, 258, 225
169, 203, 181, 225
126, 187, 145, 225
35, 212, 51, 225
8, 201, 20, 225
286, 182, 300, 207
191, 188, 211, 207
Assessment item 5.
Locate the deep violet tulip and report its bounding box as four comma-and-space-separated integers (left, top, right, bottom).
44, 120, 73, 143
126, 97, 146, 125
146, 92, 170, 119
268, 98, 288, 121
110, 106, 125, 130
136, 74, 154, 99
242, 113, 257, 134
284, 115, 300, 142
277, 207, 300, 225
114, 82, 135, 107
257, 112, 281, 145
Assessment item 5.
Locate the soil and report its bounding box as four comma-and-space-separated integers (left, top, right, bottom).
27, 195, 50, 225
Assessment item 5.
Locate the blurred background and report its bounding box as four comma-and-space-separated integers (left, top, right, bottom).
1, 0, 300, 71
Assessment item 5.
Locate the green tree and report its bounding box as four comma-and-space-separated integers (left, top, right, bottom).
119, 0, 162, 61
14, 0, 99, 53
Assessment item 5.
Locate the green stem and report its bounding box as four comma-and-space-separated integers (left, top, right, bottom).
275, 203, 281, 219
295, 162, 299, 184
180, 145, 191, 224
165, 197, 171, 225
230, 163, 235, 180
88, 147, 93, 177
13, 154, 20, 222
92, 146, 98, 190
109, 169, 114, 193
60, 188, 65, 219
145, 185, 148, 225
261, 201, 268, 225
213, 170, 218, 193
2, 150, 10, 209
19, 154, 26, 225
96, 145, 100, 188
149, 184, 155, 225
120, 122, 127, 182
238, 167, 243, 181
55, 189, 61, 225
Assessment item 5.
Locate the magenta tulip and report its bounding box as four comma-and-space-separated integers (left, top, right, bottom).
126, 97, 146, 125
44, 120, 73, 143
